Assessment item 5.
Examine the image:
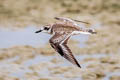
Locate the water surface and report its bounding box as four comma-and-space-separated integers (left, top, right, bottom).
0, 26, 89, 48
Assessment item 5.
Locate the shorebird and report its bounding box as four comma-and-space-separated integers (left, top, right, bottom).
35, 17, 97, 68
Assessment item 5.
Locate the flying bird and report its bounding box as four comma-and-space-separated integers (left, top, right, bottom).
35, 17, 97, 68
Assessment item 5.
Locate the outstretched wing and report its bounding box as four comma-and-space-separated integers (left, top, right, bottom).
49, 33, 81, 68
54, 17, 90, 25
54, 17, 77, 26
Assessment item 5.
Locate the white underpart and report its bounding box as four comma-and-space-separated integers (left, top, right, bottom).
72, 31, 91, 35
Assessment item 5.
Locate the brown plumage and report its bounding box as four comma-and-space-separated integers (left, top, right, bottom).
51, 23, 80, 34
49, 32, 81, 68
35, 17, 97, 68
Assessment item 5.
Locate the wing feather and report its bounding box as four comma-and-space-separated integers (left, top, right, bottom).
54, 17, 77, 26
60, 43, 81, 68
54, 17, 90, 26
49, 33, 81, 68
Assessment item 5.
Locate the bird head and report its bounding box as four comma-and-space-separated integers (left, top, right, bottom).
35, 25, 51, 33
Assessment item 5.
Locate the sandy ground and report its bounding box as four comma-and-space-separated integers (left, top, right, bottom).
0, 0, 120, 80
0, 45, 120, 80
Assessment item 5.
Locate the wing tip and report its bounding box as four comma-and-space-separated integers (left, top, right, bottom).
76, 62, 81, 68
77, 64, 82, 68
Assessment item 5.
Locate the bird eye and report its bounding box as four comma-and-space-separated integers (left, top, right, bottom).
44, 27, 49, 30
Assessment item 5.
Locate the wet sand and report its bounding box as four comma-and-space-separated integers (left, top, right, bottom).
0, 28, 120, 80
0, 45, 120, 80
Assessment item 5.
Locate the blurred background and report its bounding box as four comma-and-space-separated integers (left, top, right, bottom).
0, 0, 120, 80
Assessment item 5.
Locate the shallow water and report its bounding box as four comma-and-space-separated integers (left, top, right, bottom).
0, 53, 118, 80
104, 72, 120, 80
0, 26, 51, 48
0, 26, 89, 48
0, 26, 119, 80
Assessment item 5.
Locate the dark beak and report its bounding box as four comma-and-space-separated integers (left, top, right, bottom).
35, 30, 42, 33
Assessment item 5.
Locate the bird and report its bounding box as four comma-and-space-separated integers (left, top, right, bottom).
35, 17, 97, 68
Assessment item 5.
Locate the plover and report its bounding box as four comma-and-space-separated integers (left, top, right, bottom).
35, 17, 97, 68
